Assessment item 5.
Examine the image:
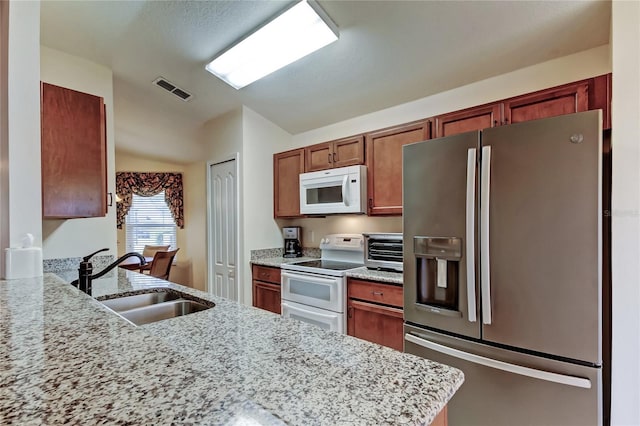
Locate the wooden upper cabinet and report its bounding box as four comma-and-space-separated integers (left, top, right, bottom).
435, 103, 502, 138
503, 82, 589, 125
305, 135, 364, 172
589, 73, 612, 130
305, 142, 332, 171
41, 82, 107, 218
274, 148, 305, 218
365, 120, 430, 215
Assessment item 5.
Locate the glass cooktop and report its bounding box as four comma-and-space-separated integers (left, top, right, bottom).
290, 259, 363, 271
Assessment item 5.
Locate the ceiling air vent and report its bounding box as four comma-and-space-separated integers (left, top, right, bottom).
152, 77, 193, 102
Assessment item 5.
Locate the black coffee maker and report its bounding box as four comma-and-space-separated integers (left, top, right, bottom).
283, 226, 303, 258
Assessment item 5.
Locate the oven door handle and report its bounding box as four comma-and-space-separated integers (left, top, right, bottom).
281, 270, 341, 286
282, 301, 337, 320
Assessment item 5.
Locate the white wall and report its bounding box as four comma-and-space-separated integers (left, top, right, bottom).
114, 79, 204, 163
184, 161, 207, 291
291, 45, 611, 148
241, 106, 291, 304
1, 1, 42, 278
610, 1, 640, 424
40, 46, 117, 260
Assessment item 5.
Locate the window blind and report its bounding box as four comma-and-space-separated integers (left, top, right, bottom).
125, 192, 177, 254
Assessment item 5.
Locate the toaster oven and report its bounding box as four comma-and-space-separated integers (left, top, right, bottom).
363, 233, 403, 272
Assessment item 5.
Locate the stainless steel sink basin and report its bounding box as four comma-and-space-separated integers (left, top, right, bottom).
118, 299, 211, 326
101, 291, 181, 312
97, 289, 214, 326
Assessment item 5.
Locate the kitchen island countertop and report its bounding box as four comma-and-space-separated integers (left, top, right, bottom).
0, 270, 463, 425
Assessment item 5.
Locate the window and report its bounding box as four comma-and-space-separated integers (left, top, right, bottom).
125, 192, 177, 254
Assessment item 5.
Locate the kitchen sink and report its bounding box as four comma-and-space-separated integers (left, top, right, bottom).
101, 291, 181, 312
97, 289, 214, 326
117, 299, 211, 326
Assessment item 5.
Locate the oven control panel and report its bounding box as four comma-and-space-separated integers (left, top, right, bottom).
319, 234, 364, 251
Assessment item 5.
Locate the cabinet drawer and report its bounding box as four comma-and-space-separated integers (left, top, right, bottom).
252, 265, 281, 284
348, 278, 403, 307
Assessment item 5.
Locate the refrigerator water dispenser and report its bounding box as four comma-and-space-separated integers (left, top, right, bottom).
414, 237, 462, 311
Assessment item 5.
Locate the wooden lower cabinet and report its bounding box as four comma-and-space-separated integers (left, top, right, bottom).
252, 265, 281, 314
431, 406, 448, 426
347, 278, 404, 351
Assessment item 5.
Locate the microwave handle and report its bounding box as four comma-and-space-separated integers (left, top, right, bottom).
342, 175, 350, 206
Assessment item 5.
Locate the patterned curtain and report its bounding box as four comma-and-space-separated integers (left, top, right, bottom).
116, 172, 184, 229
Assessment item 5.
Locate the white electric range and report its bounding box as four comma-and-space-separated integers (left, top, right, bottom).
280, 234, 364, 334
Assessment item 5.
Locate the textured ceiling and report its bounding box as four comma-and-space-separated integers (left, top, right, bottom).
40, 0, 611, 161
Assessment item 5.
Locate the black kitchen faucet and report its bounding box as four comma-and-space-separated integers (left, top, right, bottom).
70, 248, 147, 295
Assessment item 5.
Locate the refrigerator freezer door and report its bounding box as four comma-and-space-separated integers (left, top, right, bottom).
481, 110, 602, 364
405, 324, 602, 426
403, 132, 480, 338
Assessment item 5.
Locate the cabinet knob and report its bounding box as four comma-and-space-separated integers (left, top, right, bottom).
372, 291, 384, 296
333, 152, 337, 163
328, 153, 332, 163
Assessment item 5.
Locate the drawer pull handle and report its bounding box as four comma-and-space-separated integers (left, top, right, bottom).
372, 291, 383, 296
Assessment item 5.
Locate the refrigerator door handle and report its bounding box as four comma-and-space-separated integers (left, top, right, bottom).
466, 148, 477, 323
405, 332, 592, 389
480, 145, 492, 325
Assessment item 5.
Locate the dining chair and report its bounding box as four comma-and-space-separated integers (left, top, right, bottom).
140, 245, 170, 271
144, 249, 179, 280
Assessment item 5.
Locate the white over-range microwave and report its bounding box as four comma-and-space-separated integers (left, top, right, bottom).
299, 165, 367, 215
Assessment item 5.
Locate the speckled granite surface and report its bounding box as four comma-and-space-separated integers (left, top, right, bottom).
251, 247, 321, 261
346, 267, 404, 285
250, 256, 320, 268
0, 270, 463, 425
43, 254, 114, 273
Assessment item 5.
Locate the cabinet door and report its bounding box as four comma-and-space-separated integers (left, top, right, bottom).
348, 278, 403, 307
503, 82, 589, 125
253, 281, 282, 314
347, 299, 404, 351
305, 142, 332, 172
41, 82, 106, 218
332, 135, 365, 168
365, 120, 430, 215
252, 265, 281, 284
435, 103, 502, 138
273, 149, 305, 218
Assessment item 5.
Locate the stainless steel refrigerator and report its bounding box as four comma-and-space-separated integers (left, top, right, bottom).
403, 111, 603, 426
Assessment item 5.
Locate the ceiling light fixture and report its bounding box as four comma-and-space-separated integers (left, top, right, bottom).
205, 0, 338, 90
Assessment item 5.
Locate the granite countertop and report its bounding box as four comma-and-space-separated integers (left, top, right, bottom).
251, 256, 319, 268
346, 267, 404, 285
0, 270, 463, 425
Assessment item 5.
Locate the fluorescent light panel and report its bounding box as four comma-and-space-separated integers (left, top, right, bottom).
205, 0, 338, 89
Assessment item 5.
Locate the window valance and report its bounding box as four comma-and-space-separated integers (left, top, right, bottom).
116, 172, 184, 229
